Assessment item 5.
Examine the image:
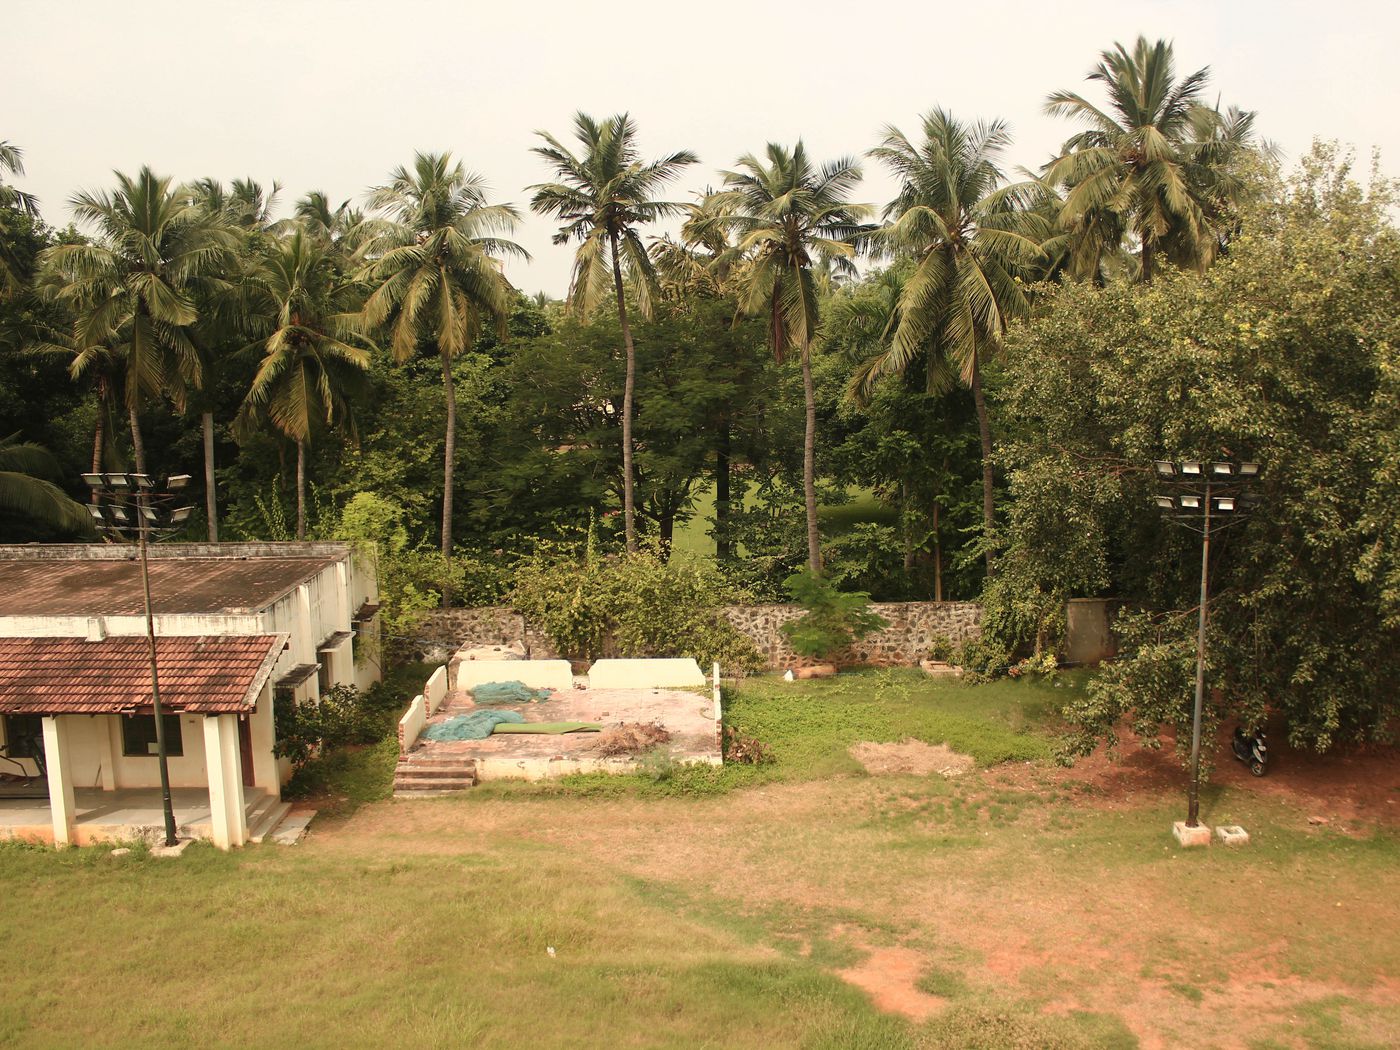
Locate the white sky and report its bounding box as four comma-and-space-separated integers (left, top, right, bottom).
5, 0, 1396, 297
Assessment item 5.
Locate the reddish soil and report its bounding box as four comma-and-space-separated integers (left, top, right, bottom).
990, 722, 1400, 826
837, 946, 944, 1021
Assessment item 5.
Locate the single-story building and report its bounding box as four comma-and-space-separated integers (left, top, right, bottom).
0, 542, 379, 849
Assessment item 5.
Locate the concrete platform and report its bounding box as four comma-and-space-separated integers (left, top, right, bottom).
0, 787, 286, 847
408, 684, 721, 782
454, 659, 574, 693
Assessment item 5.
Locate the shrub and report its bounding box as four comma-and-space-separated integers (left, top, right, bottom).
273, 682, 404, 768
779, 569, 888, 660
512, 532, 763, 672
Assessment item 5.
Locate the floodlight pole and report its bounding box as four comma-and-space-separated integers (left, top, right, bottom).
1186, 482, 1211, 828
135, 483, 180, 847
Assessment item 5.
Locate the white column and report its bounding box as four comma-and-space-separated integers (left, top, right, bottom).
202, 715, 247, 849
41, 716, 77, 848
249, 684, 281, 798
97, 716, 118, 791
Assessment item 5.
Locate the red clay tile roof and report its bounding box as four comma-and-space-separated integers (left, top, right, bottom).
0, 557, 341, 616
0, 635, 288, 715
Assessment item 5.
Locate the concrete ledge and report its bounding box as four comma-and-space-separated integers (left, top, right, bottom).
424, 666, 449, 715
399, 695, 427, 751
588, 658, 705, 689
455, 659, 573, 693
1216, 824, 1250, 846
1172, 821, 1212, 847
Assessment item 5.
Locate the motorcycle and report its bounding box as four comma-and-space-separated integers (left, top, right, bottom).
1232, 726, 1267, 777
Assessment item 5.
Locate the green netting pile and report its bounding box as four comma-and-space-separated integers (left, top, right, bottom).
492, 722, 603, 734
422, 710, 526, 741
471, 680, 554, 705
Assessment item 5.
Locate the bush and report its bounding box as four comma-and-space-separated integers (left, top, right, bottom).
274, 683, 403, 768
779, 569, 888, 660
512, 532, 763, 672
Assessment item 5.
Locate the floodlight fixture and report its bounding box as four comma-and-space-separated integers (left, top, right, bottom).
1215, 497, 1236, 512
1179, 494, 1201, 509
166, 474, 192, 491
1181, 461, 1203, 475
169, 506, 194, 526
1155, 495, 1176, 510
1155, 461, 1177, 477
1238, 462, 1260, 478
1211, 462, 1234, 476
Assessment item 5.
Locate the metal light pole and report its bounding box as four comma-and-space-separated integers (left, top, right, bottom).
84, 472, 192, 847
1153, 460, 1260, 828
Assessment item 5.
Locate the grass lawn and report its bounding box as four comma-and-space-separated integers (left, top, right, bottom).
2, 671, 1397, 1049
671, 482, 898, 557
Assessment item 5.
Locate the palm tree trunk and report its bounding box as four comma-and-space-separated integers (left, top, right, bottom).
901, 480, 914, 572
295, 439, 306, 541
801, 344, 821, 575
969, 352, 995, 577
202, 411, 218, 542
90, 389, 106, 503
932, 500, 943, 602
1141, 240, 1155, 285
610, 230, 639, 554
128, 403, 147, 475
441, 353, 456, 559
715, 421, 731, 561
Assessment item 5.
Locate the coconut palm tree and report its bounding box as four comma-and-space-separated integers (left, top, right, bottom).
708, 142, 870, 573
529, 113, 697, 553
359, 152, 525, 556
868, 109, 1050, 575
1044, 36, 1264, 282
238, 229, 371, 539
0, 140, 39, 299
41, 167, 236, 473
0, 434, 92, 536
187, 176, 281, 541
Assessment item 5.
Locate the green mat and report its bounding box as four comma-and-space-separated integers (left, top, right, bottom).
491, 721, 603, 734
422, 710, 526, 741
471, 680, 553, 705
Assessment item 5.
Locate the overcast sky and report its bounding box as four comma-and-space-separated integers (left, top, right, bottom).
5, 0, 1396, 297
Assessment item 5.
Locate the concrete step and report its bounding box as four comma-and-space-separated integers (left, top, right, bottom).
249, 801, 293, 844
398, 754, 478, 768
395, 764, 476, 780
270, 810, 315, 845
393, 774, 476, 796
245, 790, 278, 825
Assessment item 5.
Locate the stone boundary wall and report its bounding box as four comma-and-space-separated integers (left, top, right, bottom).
419, 601, 981, 670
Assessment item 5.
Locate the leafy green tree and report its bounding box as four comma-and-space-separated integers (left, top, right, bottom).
238, 228, 372, 539
40, 167, 236, 473
709, 142, 870, 574
359, 152, 526, 556
990, 144, 1400, 754
529, 113, 697, 553
1044, 36, 1265, 282
868, 110, 1048, 575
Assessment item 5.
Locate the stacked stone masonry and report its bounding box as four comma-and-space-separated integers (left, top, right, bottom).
419, 601, 981, 670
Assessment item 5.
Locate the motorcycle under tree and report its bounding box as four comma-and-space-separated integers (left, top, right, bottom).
1233, 726, 1268, 776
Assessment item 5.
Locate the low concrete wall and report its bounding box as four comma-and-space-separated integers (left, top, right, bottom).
424, 666, 449, 715
422, 600, 982, 671
455, 659, 574, 693
398, 695, 426, 751
589, 658, 706, 689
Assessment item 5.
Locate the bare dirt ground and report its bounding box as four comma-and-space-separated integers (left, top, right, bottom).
990, 725, 1400, 827
318, 732, 1400, 1047
849, 739, 975, 777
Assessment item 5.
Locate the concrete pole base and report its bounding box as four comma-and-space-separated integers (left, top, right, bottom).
1172, 821, 1212, 847
1215, 825, 1250, 846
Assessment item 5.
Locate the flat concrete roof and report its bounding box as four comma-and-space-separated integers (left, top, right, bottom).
0, 553, 343, 616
